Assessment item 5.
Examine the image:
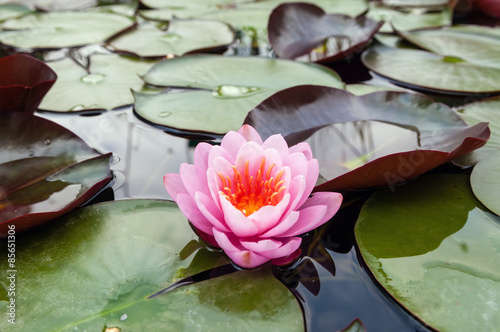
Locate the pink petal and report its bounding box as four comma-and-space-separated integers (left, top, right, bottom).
238, 124, 263, 144
176, 193, 214, 235
300, 191, 343, 221
296, 159, 320, 208
207, 168, 223, 210
226, 250, 270, 268
258, 236, 302, 259
220, 130, 248, 158
234, 141, 265, 175
213, 228, 244, 252
260, 211, 299, 238
262, 147, 284, 172
219, 194, 259, 237
179, 164, 209, 198
289, 142, 313, 160
283, 152, 308, 180
164, 173, 188, 200
281, 174, 306, 217
248, 193, 290, 234
240, 238, 283, 252
208, 145, 235, 166
279, 204, 328, 237
211, 156, 236, 184
194, 142, 212, 169
262, 134, 289, 159
271, 248, 302, 266
194, 191, 230, 232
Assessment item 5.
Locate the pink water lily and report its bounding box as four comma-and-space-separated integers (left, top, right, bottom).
164, 125, 342, 268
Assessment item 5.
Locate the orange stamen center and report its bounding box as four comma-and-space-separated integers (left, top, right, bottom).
218, 157, 286, 216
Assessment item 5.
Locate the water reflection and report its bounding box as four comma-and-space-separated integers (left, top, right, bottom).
39, 108, 194, 199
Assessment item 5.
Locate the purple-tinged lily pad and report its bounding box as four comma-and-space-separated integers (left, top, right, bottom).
245, 85, 489, 191
0, 54, 56, 114
0, 112, 112, 236
268, 2, 383, 62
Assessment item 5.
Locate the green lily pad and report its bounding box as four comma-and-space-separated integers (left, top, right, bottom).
0, 11, 134, 50
39, 54, 157, 112
136, 54, 343, 133
361, 43, 500, 95
0, 199, 303, 331
107, 19, 234, 58
381, 0, 448, 7
367, 2, 452, 33
471, 150, 500, 215
355, 174, 500, 331
454, 96, 500, 165
0, 112, 112, 236
0, 3, 32, 22
141, 0, 240, 9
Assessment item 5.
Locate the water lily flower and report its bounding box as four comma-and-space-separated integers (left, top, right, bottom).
164, 125, 342, 268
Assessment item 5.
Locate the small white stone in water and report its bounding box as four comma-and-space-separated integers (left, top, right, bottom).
120, 314, 127, 321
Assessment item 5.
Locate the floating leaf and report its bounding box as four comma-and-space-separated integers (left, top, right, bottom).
454, 95, 500, 165
0, 112, 112, 236
107, 19, 234, 58
0, 0, 98, 11
470, 150, 500, 215
0, 199, 303, 331
245, 85, 489, 191
137, 54, 343, 134
0, 11, 134, 50
0, 54, 56, 113
362, 26, 500, 95
355, 174, 500, 331
367, 1, 452, 33
0, 3, 32, 22
39, 54, 157, 112
381, 0, 448, 6
268, 3, 383, 62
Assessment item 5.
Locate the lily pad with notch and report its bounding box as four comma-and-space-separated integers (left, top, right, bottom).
106, 19, 234, 58
136, 54, 343, 134
39, 53, 157, 112
0, 10, 134, 50
362, 26, 500, 95
0, 199, 304, 331
355, 173, 500, 331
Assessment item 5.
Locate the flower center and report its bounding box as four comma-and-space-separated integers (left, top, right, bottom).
218, 157, 286, 216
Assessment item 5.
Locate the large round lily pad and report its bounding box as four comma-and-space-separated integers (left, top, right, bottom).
367, 2, 452, 33
136, 54, 343, 134
0, 112, 112, 236
39, 54, 157, 112
362, 43, 500, 95
107, 19, 234, 58
470, 149, 500, 215
0, 199, 303, 331
454, 95, 500, 165
0, 3, 32, 22
355, 174, 500, 331
0, 11, 134, 50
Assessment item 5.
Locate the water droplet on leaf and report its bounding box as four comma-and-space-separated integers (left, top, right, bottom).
158, 111, 172, 118
80, 73, 106, 84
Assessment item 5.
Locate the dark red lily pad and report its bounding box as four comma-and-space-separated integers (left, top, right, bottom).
0, 54, 57, 114
268, 2, 383, 62
245, 85, 489, 191
0, 112, 112, 237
